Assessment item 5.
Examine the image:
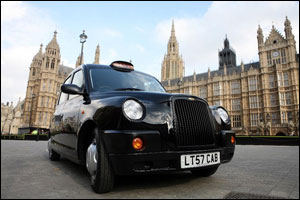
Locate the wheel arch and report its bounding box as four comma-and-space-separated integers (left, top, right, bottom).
77, 119, 98, 163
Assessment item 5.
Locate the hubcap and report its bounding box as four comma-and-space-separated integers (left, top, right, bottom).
86, 139, 98, 178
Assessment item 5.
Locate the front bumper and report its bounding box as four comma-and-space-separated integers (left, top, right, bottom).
102, 130, 235, 175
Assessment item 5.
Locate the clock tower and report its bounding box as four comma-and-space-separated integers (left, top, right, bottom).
257, 17, 299, 135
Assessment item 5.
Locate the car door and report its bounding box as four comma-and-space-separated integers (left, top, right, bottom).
60, 69, 84, 156
51, 75, 72, 147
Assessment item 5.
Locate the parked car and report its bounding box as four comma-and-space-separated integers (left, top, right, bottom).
48, 61, 235, 193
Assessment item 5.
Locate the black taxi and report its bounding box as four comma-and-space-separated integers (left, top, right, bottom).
48, 61, 235, 193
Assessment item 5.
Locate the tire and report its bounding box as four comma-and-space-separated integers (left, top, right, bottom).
191, 165, 219, 177
87, 129, 114, 193
49, 149, 60, 161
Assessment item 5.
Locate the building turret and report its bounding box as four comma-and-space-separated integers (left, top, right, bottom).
219, 35, 236, 70
93, 44, 100, 64
284, 16, 294, 41
257, 25, 264, 47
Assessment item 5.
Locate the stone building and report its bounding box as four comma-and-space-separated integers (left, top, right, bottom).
161, 17, 299, 136
20, 31, 73, 130
161, 20, 185, 82
1, 98, 24, 135
19, 31, 101, 131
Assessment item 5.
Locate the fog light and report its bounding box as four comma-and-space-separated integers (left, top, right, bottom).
231, 136, 235, 144
132, 138, 143, 150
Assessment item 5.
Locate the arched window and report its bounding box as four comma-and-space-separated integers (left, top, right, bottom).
32, 68, 36, 76
46, 58, 49, 68
51, 59, 55, 69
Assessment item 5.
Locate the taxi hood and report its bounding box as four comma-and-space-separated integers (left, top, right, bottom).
90, 91, 202, 104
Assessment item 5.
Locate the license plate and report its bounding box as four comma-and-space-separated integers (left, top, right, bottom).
180, 152, 220, 169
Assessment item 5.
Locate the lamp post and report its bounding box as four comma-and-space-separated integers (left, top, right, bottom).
29, 94, 35, 129
266, 113, 271, 136
79, 30, 88, 66
296, 111, 299, 136
177, 80, 183, 93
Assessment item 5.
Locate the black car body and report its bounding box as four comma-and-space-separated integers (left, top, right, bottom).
48, 61, 235, 193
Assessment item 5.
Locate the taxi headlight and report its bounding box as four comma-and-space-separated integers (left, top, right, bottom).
217, 107, 230, 124
212, 110, 222, 125
123, 99, 144, 120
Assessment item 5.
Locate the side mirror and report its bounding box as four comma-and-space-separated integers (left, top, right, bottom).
61, 84, 83, 95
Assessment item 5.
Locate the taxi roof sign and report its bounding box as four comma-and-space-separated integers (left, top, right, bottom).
110, 61, 134, 71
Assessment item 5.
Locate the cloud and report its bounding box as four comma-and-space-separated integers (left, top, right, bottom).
103, 28, 123, 38
1, 1, 57, 106
136, 44, 145, 53
155, 1, 299, 76
1, 1, 27, 23
100, 48, 118, 65
135, 26, 145, 33
1, 45, 38, 104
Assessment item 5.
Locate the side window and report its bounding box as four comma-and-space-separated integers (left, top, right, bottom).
69, 70, 83, 100
58, 76, 72, 105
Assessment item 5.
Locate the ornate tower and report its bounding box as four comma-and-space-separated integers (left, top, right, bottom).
161, 20, 185, 81
93, 44, 100, 64
257, 17, 299, 135
218, 35, 237, 70
22, 31, 62, 129
36, 31, 61, 128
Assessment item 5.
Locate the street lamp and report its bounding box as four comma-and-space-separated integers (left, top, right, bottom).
79, 30, 88, 66
177, 80, 183, 93
266, 113, 271, 136
29, 94, 36, 128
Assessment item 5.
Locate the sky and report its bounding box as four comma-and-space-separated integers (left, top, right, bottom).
1, 1, 299, 107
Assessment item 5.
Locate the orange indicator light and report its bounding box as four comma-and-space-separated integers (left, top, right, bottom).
231, 136, 235, 144
132, 138, 143, 150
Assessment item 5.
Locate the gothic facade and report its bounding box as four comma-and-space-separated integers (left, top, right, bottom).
19, 31, 101, 131
20, 31, 73, 130
1, 99, 24, 135
161, 17, 299, 136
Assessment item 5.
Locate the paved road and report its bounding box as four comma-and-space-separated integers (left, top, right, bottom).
1, 140, 299, 199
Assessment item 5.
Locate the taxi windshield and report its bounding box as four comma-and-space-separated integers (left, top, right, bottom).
89, 67, 166, 93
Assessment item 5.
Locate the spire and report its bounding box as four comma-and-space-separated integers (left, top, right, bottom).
93, 44, 100, 64
46, 30, 60, 52
39, 43, 43, 52
168, 20, 178, 53
241, 60, 244, 71
208, 67, 211, 79
257, 25, 264, 46
224, 34, 229, 48
170, 19, 177, 41
257, 25, 262, 34
54, 30, 57, 38
171, 19, 175, 35
33, 43, 43, 61
161, 20, 184, 81
284, 16, 291, 27
284, 16, 294, 40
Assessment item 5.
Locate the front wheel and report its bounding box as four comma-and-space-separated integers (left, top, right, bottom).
49, 149, 60, 161
191, 165, 219, 177
86, 129, 114, 193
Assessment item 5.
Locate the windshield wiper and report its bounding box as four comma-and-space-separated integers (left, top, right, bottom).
115, 88, 144, 91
